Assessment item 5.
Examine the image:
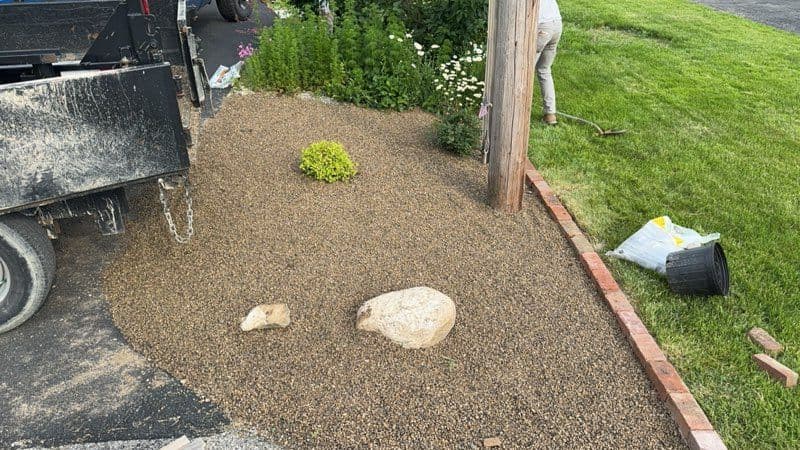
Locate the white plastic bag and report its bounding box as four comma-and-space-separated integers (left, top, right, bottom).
606, 216, 719, 275
209, 61, 244, 89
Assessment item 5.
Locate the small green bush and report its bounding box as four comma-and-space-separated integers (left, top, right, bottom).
299, 141, 358, 182
436, 109, 481, 156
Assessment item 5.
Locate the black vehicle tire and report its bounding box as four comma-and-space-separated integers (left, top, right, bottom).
0, 214, 56, 334
216, 0, 253, 22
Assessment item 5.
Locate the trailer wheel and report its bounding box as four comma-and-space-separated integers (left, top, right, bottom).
0, 214, 56, 334
216, 0, 253, 22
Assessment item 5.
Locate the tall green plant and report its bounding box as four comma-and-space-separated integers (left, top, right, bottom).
330, 3, 426, 109
244, 19, 301, 91
243, 12, 342, 92
297, 7, 343, 90
241, 0, 483, 112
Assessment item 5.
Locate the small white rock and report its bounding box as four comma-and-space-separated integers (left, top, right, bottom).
356, 287, 456, 349
240, 304, 291, 331
297, 92, 315, 101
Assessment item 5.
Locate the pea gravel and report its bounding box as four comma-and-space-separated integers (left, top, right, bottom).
103, 94, 685, 449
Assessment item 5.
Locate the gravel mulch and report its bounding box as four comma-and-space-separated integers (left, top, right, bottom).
103, 93, 684, 449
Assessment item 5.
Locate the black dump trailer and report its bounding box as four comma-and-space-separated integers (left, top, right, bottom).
0, 0, 209, 333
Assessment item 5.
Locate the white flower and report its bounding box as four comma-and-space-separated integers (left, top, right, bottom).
473, 93, 482, 98
449, 97, 454, 101
414, 42, 423, 50
460, 71, 466, 75
274, 8, 293, 18
452, 55, 458, 59
411, 63, 417, 68
397, 38, 404, 42
475, 48, 483, 54
436, 85, 443, 90
389, 34, 395, 39
477, 81, 485, 86
472, 56, 483, 62
470, 77, 478, 82
464, 57, 473, 63
430, 44, 440, 49
405, 33, 413, 38
417, 51, 425, 56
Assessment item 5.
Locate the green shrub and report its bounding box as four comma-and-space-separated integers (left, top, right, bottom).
436, 109, 481, 156
242, 12, 341, 92
297, 8, 344, 90
332, 2, 424, 109
393, 0, 488, 53
244, 19, 301, 91
299, 141, 358, 182
287, 0, 488, 53
242, 1, 486, 113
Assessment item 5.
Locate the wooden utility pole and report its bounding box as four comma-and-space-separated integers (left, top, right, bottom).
485, 0, 540, 213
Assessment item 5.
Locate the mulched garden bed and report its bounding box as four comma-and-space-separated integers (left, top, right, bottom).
103, 93, 683, 448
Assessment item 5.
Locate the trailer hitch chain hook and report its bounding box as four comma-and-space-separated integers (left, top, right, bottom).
158, 175, 194, 244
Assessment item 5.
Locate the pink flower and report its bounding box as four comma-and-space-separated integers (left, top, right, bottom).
237, 43, 255, 59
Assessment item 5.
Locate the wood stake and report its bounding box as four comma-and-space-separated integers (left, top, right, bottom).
485, 0, 540, 212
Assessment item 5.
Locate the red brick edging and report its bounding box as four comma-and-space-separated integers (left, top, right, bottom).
524, 161, 727, 450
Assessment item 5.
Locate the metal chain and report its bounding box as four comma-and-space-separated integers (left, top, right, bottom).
158, 175, 194, 244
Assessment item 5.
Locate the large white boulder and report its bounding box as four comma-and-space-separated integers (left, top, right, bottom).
356, 287, 456, 349
240, 304, 291, 331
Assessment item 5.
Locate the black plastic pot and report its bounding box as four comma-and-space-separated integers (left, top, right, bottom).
665, 243, 729, 296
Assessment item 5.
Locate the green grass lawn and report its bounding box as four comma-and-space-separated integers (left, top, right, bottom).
528, 0, 800, 448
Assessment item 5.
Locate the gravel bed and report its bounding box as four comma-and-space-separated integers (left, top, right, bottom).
103, 94, 684, 449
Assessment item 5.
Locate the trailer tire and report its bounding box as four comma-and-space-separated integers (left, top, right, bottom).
216, 0, 253, 22
0, 214, 56, 334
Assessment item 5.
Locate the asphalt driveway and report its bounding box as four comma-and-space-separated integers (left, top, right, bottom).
0, 219, 227, 448
0, 5, 273, 449
694, 0, 799, 33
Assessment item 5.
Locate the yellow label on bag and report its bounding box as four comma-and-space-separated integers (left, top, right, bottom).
651, 216, 667, 228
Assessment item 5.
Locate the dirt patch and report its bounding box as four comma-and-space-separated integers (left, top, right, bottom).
103, 94, 683, 448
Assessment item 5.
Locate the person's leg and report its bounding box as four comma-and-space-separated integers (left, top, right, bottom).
535, 21, 563, 122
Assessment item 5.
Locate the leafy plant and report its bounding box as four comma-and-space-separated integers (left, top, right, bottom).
242, 0, 486, 113
350, 0, 489, 53
436, 109, 481, 156
243, 18, 301, 91
332, 3, 425, 109
299, 141, 358, 182
242, 11, 341, 92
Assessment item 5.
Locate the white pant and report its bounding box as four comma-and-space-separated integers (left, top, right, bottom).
534, 20, 562, 114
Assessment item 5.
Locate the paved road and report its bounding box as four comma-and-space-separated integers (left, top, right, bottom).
193, 2, 274, 74
193, 2, 275, 115
0, 6, 274, 450
0, 219, 227, 449
694, 0, 799, 33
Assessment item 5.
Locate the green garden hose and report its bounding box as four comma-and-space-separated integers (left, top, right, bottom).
556, 112, 627, 137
